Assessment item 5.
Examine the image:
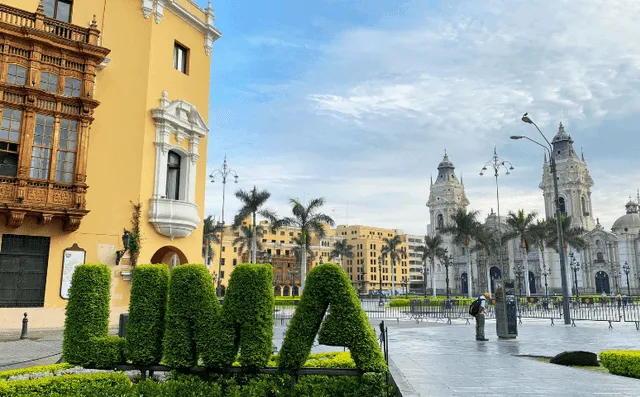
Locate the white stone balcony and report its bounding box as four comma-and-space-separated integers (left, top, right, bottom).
148, 198, 200, 239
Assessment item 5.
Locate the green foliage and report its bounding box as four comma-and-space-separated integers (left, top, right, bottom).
0, 372, 131, 397
62, 264, 111, 367
600, 350, 640, 378
126, 264, 170, 365
295, 373, 387, 397
206, 264, 274, 369
163, 264, 220, 368
302, 352, 356, 369
89, 336, 125, 369
278, 264, 386, 373
0, 364, 73, 380
388, 298, 410, 308
128, 201, 143, 265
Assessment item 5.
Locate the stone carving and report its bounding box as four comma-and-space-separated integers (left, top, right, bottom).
26, 187, 47, 203
52, 190, 73, 205
38, 213, 54, 226
63, 215, 82, 232
6, 211, 26, 228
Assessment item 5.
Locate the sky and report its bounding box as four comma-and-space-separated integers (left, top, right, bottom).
196, 0, 640, 236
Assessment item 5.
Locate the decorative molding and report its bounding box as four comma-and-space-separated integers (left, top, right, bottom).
142, 0, 153, 18
154, 0, 165, 24
97, 58, 111, 71
6, 210, 26, 228
63, 215, 82, 232
148, 198, 200, 239
38, 213, 55, 226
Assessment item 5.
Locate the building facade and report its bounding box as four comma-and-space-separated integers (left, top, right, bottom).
0, 0, 220, 328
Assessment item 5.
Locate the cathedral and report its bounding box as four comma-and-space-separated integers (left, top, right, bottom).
423, 123, 639, 297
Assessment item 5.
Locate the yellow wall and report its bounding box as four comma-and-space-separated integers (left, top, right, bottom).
0, 0, 213, 328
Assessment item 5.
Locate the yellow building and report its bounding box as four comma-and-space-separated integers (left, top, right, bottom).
0, 0, 220, 328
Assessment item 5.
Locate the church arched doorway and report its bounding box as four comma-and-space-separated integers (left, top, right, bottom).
461, 272, 468, 295
595, 271, 610, 294
528, 271, 537, 294
489, 266, 501, 293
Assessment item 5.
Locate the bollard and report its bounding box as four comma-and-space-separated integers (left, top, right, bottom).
20, 312, 28, 340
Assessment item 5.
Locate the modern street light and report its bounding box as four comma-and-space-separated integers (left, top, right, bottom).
569, 251, 580, 299
514, 113, 571, 325
443, 248, 453, 299
209, 155, 239, 297
623, 261, 631, 296
378, 253, 385, 306
480, 147, 514, 277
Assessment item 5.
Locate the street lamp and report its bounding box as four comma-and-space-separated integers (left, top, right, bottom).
514, 113, 571, 325
514, 265, 524, 299
541, 264, 550, 298
378, 253, 385, 306
360, 266, 366, 296
209, 155, 239, 297
443, 248, 453, 299
623, 261, 631, 296
569, 251, 580, 299
479, 147, 514, 277
402, 276, 408, 298
422, 260, 429, 298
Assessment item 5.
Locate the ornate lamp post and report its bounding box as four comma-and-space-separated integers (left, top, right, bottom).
402, 276, 408, 298
378, 253, 384, 306
623, 261, 631, 296
569, 251, 581, 299
421, 263, 429, 298
209, 155, 239, 297
514, 265, 523, 299
513, 113, 571, 325
541, 264, 550, 298
479, 147, 514, 276
443, 248, 453, 299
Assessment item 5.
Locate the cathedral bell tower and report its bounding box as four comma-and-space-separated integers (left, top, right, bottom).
540, 122, 595, 230
427, 151, 470, 234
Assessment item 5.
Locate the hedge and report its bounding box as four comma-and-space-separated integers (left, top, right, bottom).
278, 263, 386, 373
600, 350, 640, 378
62, 264, 112, 367
126, 264, 170, 365
0, 364, 73, 380
205, 264, 274, 369
0, 372, 131, 397
163, 264, 220, 368
89, 336, 126, 369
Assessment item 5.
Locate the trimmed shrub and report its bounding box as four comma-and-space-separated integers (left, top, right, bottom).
0, 372, 131, 396
388, 298, 410, 307
89, 336, 126, 369
126, 264, 170, 365
163, 264, 220, 368
62, 264, 111, 367
278, 263, 386, 373
0, 363, 73, 380
205, 264, 274, 369
600, 350, 640, 378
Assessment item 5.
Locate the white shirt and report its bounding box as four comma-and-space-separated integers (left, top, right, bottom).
479, 296, 488, 311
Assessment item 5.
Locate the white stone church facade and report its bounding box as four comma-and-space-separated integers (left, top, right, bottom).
421, 124, 639, 297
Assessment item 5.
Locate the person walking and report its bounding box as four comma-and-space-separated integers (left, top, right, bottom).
474, 292, 490, 341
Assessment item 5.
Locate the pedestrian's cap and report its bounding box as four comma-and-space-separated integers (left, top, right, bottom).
483, 292, 490, 298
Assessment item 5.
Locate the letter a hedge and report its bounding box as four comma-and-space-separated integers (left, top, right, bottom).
204, 264, 274, 368
278, 264, 387, 373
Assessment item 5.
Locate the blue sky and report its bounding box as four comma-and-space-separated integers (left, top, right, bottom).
197, 0, 640, 235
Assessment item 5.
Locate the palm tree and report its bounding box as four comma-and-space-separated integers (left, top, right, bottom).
504, 210, 538, 297
416, 234, 446, 298
233, 186, 276, 264
330, 239, 355, 265
472, 225, 501, 296
529, 220, 550, 285
232, 225, 264, 260
441, 208, 481, 298
381, 235, 404, 296
280, 198, 335, 291
202, 215, 223, 266
545, 215, 587, 295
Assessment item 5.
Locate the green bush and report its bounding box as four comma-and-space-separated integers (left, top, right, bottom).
62, 264, 111, 367
278, 264, 386, 373
0, 372, 131, 397
295, 373, 387, 397
163, 264, 220, 368
89, 336, 125, 369
388, 298, 410, 307
600, 350, 640, 378
126, 264, 170, 365
205, 264, 274, 369
0, 363, 73, 380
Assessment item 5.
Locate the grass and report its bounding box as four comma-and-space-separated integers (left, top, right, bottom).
528, 356, 610, 375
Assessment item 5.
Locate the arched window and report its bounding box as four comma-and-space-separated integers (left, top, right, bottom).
596, 252, 604, 263
558, 197, 566, 215
581, 197, 588, 215
166, 150, 181, 200
437, 214, 444, 229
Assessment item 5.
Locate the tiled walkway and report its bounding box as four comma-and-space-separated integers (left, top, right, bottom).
386, 318, 640, 396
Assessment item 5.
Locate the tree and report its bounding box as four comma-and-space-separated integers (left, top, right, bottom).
529, 220, 550, 284
329, 239, 355, 265
280, 198, 335, 291
504, 210, 538, 296
381, 235, 404, 296
202, 215, 223, 267
545, 215, 587, 295
233, 186, 276, 264
232, 225, 264, 260
472, 225, 501, 296
416, 234, 445, 298
441, 208, 481, 298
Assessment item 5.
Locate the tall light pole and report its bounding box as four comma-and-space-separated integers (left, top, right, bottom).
480, 147, 514, 278
542, 264, 550, 298
378, 253, 384, 307
443, 248, 453, 299
569, 251, 580, 299
209, 155, 239, 297
513, 113, 571, 325
623, 261, 631, 296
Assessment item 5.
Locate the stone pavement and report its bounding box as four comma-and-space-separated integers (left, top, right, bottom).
386, 318, 640, 396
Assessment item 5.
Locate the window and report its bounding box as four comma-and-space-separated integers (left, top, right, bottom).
173, 42, 189, 74
63, 78, 81, 97
558, 197, 566, 215
437, 214, 444, 229
43, 0, 72, 22
0, 109, 21, 177
166, 150, 181, 200
40, 72, 58, 94
30, 114, 54, 180
232, 258, 237, 266
7, 65, 26, 86
55, 119, 77, 183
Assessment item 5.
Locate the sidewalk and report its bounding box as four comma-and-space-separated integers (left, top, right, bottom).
387, 318, 640, 396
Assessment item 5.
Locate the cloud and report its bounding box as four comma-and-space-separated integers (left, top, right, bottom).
206, 0, 640, 235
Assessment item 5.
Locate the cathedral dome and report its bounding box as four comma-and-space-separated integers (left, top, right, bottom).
612, 200, 640, 234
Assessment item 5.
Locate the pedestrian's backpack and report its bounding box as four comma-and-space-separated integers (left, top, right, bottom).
469, 298, 482, 316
